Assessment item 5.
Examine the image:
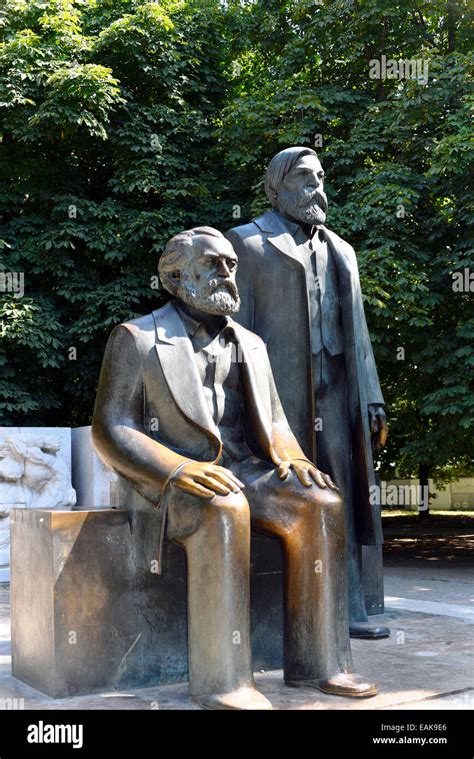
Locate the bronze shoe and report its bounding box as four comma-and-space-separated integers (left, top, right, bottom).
194, 686, 273, 710
286, 672, 378, 698
350, 622, 390, 639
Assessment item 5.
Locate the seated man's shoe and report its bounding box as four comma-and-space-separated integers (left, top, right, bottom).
318, 673, 378, 698
194, 686, 273, 710
350, 621, 390, 639
286, 673, 378, 698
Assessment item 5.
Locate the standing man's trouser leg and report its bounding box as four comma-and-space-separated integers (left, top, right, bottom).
313, 350, 368, 624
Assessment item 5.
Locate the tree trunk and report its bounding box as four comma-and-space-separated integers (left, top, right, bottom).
419, 463, 430, 519
447, 1, 456, 53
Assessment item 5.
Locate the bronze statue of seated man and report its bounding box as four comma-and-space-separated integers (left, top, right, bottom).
92, 226, 378, 710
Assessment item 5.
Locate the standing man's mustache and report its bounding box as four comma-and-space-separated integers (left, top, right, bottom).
304, 190, 328, 213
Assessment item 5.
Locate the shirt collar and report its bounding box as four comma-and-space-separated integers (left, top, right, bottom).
274, 209, 299, 235
274, 209, 324, 242
175, 302, 232, 340
175, 304, 202, 337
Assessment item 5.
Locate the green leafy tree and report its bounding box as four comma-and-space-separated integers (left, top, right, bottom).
218, 0, 474, 499
0, 0, 239, 425
1, 0, 472, 504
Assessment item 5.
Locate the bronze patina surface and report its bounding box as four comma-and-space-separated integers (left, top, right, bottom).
92, 226, 378, 709
227, 148, 390, 639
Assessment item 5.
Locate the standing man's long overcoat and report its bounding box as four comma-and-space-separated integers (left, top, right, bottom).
227, 209, 384, 544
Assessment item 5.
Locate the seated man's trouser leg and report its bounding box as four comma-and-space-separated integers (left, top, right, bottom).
167, 486, 253, 697
166, 456, 353, 695
233, 457, 354, 682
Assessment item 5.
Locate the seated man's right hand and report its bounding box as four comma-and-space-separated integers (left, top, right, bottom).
171, 462, 245, 499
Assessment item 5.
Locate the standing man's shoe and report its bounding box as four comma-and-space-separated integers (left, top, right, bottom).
350, 622, 390, 639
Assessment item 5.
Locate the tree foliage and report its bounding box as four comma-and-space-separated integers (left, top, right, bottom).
0, 0, 239, 423
1, 0, 472, 486
218, 0, 474, 485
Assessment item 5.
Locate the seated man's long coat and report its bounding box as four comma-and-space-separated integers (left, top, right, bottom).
92, 300, 309, 572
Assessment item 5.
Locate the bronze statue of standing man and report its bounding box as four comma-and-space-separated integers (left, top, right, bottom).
227, 147, 390, 639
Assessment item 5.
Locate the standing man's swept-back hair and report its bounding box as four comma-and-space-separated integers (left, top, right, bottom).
264, 147, 318, 206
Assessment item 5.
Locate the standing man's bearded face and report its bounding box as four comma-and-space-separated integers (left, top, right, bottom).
276, 154, 328, 226
175, 237, 241, 316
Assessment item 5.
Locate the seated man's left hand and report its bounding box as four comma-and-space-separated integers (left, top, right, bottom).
278, 459, 338, 490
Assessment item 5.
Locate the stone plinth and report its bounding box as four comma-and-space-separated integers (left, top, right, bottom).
11, 508, 137, 698
11, 508, 283, 699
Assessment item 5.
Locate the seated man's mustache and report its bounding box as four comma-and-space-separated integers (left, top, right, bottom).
207, 278, 239, 299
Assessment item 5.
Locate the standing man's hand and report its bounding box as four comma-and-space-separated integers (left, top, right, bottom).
368, 404, 388, 451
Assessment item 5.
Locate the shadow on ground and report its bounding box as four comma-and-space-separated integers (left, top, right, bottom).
382, 514, 474, 566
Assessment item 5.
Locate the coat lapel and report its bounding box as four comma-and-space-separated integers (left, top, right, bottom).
229, 320, 274, 446
320, 226, 357, 289
152, 302, 221, 442
255, 210, 304, 268
267, 231, 303, 267
152, 302, 277, 464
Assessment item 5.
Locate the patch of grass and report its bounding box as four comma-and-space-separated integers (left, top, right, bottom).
382, 510, 474, 519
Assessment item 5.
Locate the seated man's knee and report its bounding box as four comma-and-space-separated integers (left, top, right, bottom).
201, 489, 250, 525
299, 484, 343, 514
168, 487, 249, 544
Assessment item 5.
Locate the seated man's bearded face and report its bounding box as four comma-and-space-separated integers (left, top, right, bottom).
176, 236, 241, 316
277, 154, 328, 225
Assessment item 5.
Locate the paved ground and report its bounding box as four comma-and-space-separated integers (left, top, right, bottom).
0, 515, 472, 711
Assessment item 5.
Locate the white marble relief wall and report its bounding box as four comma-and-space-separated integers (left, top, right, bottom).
0, 428, 76, 581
